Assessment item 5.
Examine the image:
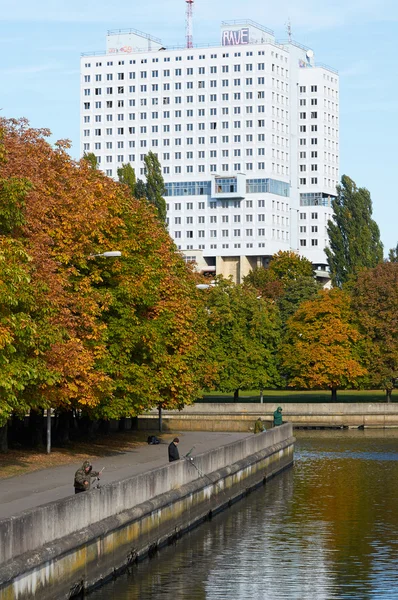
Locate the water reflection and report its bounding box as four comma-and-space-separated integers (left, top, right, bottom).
90, 431, 398, 599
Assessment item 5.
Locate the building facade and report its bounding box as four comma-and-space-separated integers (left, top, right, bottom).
80, 20, 339, 282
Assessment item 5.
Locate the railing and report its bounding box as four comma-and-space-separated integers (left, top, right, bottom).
315, 62, 339, 75
107, 27, 162, 43
221, 19, 274, 36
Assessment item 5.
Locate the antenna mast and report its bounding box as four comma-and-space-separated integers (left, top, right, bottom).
286, 18, 292, 42
186, 0, 194, 49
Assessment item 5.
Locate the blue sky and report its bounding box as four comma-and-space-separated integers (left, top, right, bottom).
1, 0, 397, 252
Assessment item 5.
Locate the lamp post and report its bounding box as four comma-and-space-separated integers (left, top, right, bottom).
45, 249, 122, 454
257, 296, 264, 404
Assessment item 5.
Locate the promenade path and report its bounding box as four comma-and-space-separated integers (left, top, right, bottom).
0, 431, 250, 520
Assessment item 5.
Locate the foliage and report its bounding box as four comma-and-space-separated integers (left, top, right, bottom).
326, 175, 383, 287
134, 179, 147, 199
351, 262, 398, 400
0, 118, 211, 423
117, 163, 136, 196
267, 250, 314, 281
243, 251, 314, 301
144, 152, 167, 223
82, 152, 98, 170
203, 278, 281, 395
276, 277, 321, 328
281, 289, 367, 397
388, 244, 398, 263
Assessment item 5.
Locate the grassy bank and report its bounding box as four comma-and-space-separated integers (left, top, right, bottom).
200, 390, 394, 403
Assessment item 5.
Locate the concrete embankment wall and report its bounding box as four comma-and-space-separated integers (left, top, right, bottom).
137, 403, 398, 431
0, 424, 294, 600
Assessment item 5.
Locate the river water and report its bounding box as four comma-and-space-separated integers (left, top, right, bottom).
90, 430, 398, 599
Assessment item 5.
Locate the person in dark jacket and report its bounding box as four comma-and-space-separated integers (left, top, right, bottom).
273, 406, 283, 427
168, 437, 180, 462
74, 460, 100, 493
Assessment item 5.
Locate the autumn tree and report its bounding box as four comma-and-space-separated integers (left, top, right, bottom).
243, 251, 314, 300
144, 152, 167, 223
281, 289, 366, 400
352, 262, 398, 401
203, 278, 281, 399
326, 175, 383, 287
0, 118, 212, 445
277, 277, 321, 328
117, 163, 136, 195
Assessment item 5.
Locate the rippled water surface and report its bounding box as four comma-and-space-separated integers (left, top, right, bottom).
90, 430, 398, 599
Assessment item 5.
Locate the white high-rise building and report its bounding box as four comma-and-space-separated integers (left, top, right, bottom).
80, 21, 339, 282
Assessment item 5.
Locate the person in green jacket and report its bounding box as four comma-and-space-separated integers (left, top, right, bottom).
254, 418, 265, 434
273, 406, 283, 427
74, 460, 100, 494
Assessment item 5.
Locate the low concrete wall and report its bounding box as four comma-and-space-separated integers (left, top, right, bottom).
137, 403, 398, 431
0, 424, 294, 600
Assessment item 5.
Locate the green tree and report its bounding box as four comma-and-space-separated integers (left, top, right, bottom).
144, 152, 167, 223
267, 250, 314, 281
277, 277, 321, 328
117, 163, 136, 195
326, 175, 383, 287
82, 152, 98, 170
352, 262, 398, 401
281, 289, 366, 400
388, 243, 398, 263
134, 179, 147, 199
243, 251, 314, 301
204, 278, 280, 399
0, 118, 213, 444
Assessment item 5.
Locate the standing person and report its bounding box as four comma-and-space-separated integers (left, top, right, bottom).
254, 417, 265, 433
168, 437, 180, 462
74, 460, 100, 494
273, 406, 283, 427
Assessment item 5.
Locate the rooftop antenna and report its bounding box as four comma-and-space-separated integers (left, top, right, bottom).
186, 0, 194, 49
286, 18, 292, 42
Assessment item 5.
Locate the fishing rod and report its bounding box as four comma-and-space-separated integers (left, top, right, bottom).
183, 448, 225, 494
92, 467, 105, 489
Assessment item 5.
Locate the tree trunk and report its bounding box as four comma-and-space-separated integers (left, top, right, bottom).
0, 423, 8, 453
119, 417, 127, 432
331, 387, 337, 401
158, 405, 162, 433
234, 389, 240, 401
386, 388, 392, 403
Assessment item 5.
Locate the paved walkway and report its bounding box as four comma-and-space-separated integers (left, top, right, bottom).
0, 431, 250, 520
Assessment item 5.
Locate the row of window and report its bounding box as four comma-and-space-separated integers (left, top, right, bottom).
299, 177, 319, 184
83, 76, 287, 95
300, 239, 319, 246
83, 48, 288, 69
172, 214, 267, 224
83, 63, 284, 81
83, 91, 281, 109
173, 229, 270, 238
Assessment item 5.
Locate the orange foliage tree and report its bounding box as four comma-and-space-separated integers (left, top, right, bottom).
351, 262, 398, 401
0, 118, 212, 425
280, 288, 367, 399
